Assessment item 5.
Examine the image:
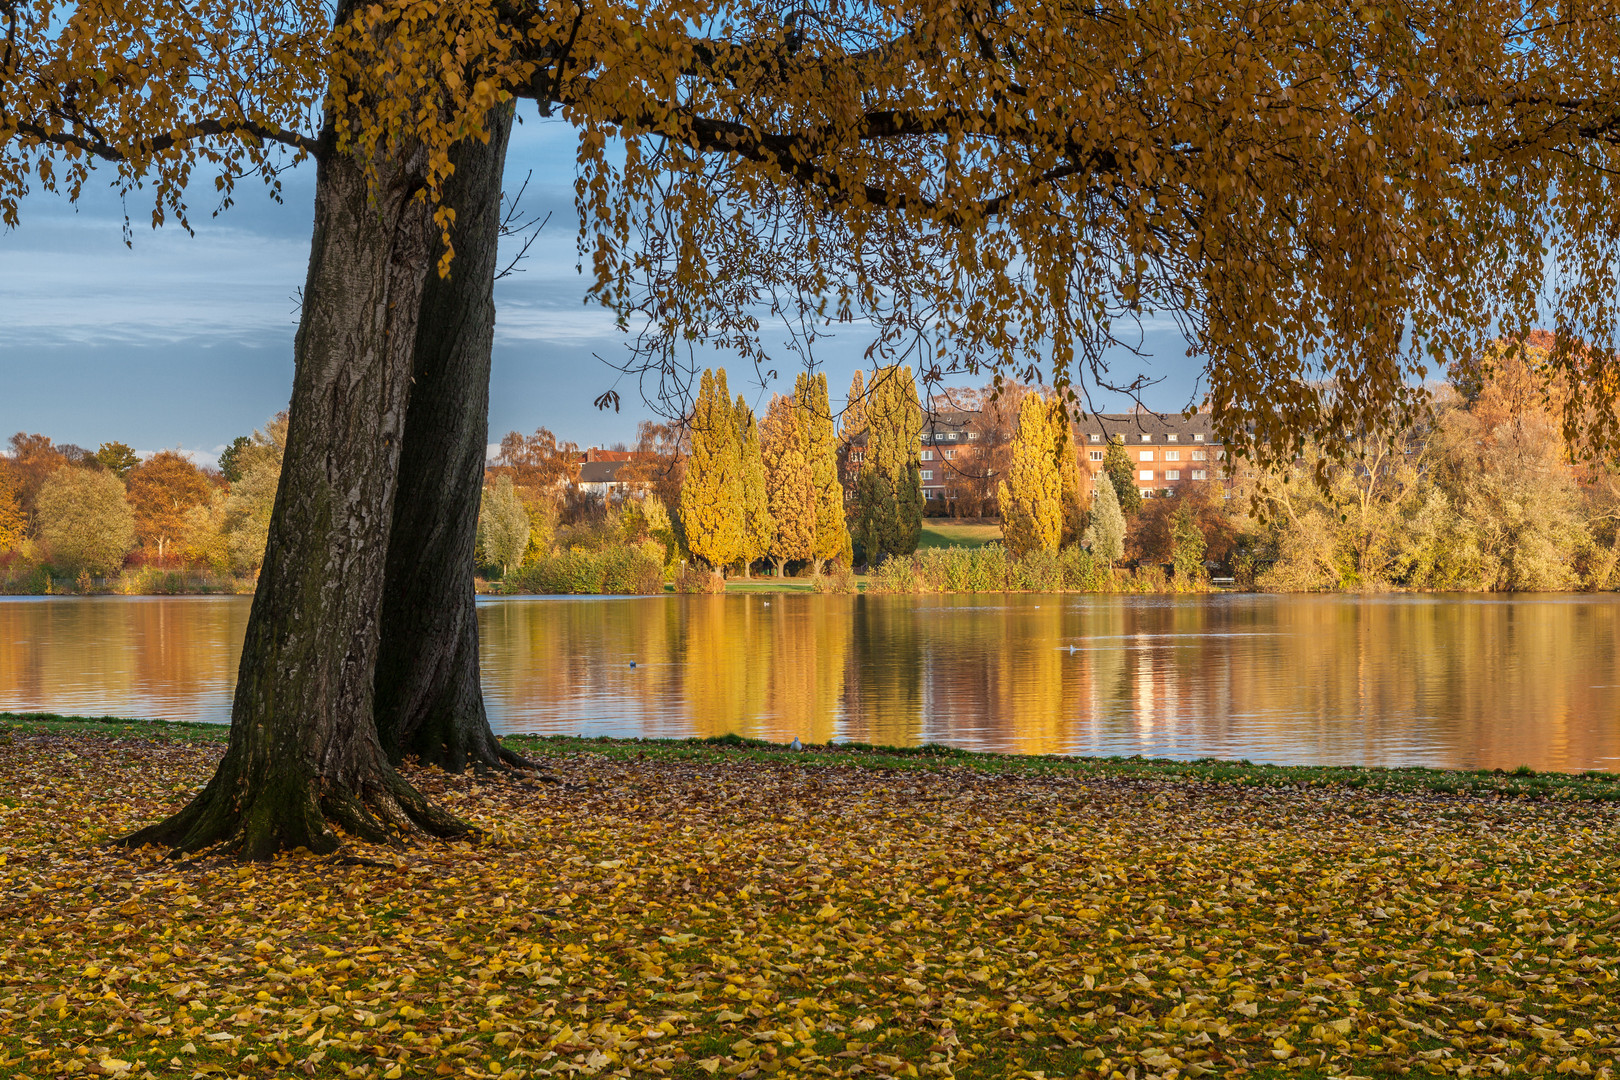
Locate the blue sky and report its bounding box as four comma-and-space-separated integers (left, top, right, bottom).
0, 106, 1202, 466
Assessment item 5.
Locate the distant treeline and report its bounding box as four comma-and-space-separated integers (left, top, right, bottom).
0, 419, 285, 595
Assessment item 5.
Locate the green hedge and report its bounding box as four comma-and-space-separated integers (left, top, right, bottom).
507, 543, 664, 595
865, 544, 1182, 593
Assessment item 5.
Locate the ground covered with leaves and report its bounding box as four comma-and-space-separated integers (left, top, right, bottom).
2, 730, 1619, 1080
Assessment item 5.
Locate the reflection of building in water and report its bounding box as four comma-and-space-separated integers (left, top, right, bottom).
1131, 636, 1157, 737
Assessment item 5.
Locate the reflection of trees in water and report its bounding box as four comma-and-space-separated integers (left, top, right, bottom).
479, 598, 683, 736
760, 596, 848, 745
682, 596, 772, 739
1238, 597, 1618, 769
7, 595, 1620, 769
0, 599, 249, 721
844, 598, 924, 746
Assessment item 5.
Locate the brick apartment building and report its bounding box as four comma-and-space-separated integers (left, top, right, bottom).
842, 407, 1227, 503
1074, 410, 1227, 498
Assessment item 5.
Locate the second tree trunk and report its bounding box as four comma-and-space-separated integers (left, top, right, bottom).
373, 105, 529, 773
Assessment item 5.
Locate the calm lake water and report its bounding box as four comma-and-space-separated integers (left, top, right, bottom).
2, 593, 1618, 771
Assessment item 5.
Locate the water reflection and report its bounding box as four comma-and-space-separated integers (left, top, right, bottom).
2, 594, 1618, 770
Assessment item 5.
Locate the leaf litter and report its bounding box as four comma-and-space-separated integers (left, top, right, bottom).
1, 731, 1618, 1080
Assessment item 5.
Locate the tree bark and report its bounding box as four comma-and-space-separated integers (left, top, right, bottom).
373, 104, 529, 773
121, 144, 469, 858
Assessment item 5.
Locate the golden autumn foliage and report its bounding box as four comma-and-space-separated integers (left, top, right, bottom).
760, 393, 816, 573
0, 463, 23, 552
125, 451, 214, 563
998, 393, 1063, 557
680, 369, 744, 571
5, 727, 1620, 1080
13, 0, 1620, 460
734, 396, 773, 577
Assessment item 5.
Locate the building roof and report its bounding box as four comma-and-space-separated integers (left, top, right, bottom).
577, 461, 630, 484
1076, 411, 1218, 443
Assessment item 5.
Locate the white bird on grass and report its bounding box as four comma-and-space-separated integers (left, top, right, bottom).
789, 736, 803, 752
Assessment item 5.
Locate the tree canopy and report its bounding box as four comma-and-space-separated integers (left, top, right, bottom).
11, 0, 1620, 458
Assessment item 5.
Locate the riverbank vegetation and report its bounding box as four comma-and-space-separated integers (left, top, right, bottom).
2, 719, 1618, 1080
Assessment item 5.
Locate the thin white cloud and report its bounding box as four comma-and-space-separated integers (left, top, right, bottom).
1, 213, 306, 347
493, 303, 637, 345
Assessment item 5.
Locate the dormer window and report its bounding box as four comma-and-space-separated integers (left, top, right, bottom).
1140, 434, 1152, 442
1167, 434, 1178, 442
1194, 433, 1205, 442
1089, 433, 1102, 443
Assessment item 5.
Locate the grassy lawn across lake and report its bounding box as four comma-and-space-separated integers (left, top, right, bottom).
2, 713, 1618, 1080
917, 521, 1003, 550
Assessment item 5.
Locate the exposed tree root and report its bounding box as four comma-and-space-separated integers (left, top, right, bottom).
117, 762, 475, 861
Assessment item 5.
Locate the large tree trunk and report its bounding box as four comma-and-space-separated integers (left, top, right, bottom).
121, 145, 468, 859
373, 104, 529, 773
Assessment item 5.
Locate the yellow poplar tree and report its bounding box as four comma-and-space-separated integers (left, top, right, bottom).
734, 395, 773, 578
857, 366, 924, 562
680, 369, 744, 571
760, 394, 815, 576
999, 393, 1063, 557
797, 372, 848, 574
843, 371, 869, 446
1053, 401, 1089, 548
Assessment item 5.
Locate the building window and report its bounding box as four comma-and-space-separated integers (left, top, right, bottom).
1089, 433, 1102, 443
1139, 469, 1153, 481
1140, 450, 1154, 462
1192, 450, 1207, 461
1089, 450, 1104, 461
1194, 433, 1205, 442
1192, 469, 1207, 480
851, 451, 864, 463
1164, 450, 1180, 461
1167, 434, 1178, 442
943, 449, 957, 459
1216, 450, 1227, 460
1140, 434, 1152, 442
968, 432, 979, 440
1165, 470, 1181, 481
920, 470, 934, 480
920, 450, 933, 461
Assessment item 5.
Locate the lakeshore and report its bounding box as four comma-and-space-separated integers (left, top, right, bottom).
1, 718, 1619, 1080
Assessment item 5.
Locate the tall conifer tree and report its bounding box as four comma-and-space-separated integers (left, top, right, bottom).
1053, 401, 1089, 548
856, 365, 924, 563
1085, 474, 1127, 564
1103, 435, 1145, 517
797, 372, 848, 574
842, 370, 869, 445
760, 393, 815, 576
999, 393, 1063, 556
734, 395, 773, 578
679, 369, 744, 571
